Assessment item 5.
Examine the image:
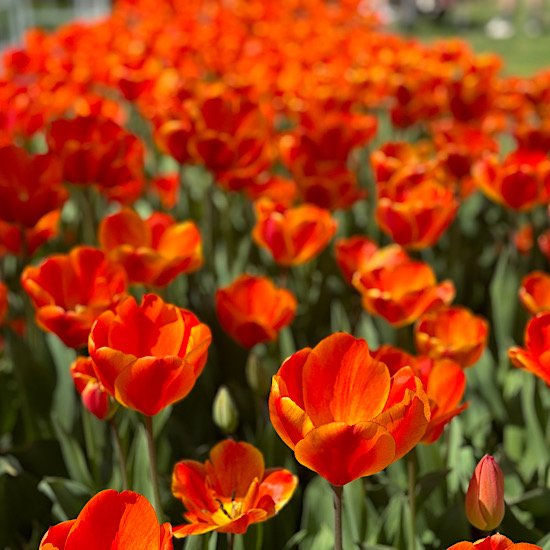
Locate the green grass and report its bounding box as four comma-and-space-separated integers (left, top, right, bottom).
400, 0, 550, 76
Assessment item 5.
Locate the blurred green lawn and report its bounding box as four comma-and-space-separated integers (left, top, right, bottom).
402, 0, 550, 76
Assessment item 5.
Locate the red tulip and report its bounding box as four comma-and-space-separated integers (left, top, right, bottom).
448, 534, 541, 550
40, 490, 173, 549
215, 275, 297, 348
88, 293, 211, 416
269, 332, 431, 486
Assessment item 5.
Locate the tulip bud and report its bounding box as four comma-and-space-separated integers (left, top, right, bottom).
246, 354, 272, 396
212, 386, 239, 434
465, 455, 505, 531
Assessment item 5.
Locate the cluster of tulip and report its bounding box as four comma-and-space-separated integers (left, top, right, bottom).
2, 0, 550, 548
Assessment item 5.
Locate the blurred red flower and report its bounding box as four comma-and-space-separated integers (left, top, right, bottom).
99, 208, 202, 287
519, 271, 550, 315
70, 356, 113, 420
21, 246, 128, 349
252, 198, 337, 266
215, 274, 297, 348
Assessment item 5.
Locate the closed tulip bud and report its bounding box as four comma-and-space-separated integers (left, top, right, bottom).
246, 354, 271, 396
212, 386, 239, 434
465, 455, 505, 531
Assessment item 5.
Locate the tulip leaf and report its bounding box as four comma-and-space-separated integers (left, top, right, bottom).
46, 333, 77, 433
52, 417, 94, 488
415, 469, 450, 508
128, 424, 155, 506
38, 476, 93, 520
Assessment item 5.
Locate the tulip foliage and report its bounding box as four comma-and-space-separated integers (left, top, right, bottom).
2, 1, 550, 549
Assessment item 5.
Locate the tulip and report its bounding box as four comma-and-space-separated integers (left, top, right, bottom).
519, 271, 550, 315
269, 332, 431, 486
252, 198, 337, 266
171, 440, 297, 537
473, 149, 550, 211
372, 346, 467, 443
414, 306, 489, 367
509, 312, 550, 386
70, 356, 113, 420
334, 236, 378, 285
353, 248, 455, 327
40, 490, 173, 549
88, 293, 212, 416
99, 208, 203, 287
448, 534, 541, 549
212, 386, 239, 434
215, 274, 297, 348
465, 455, 505, 531
21, 246, 128, 349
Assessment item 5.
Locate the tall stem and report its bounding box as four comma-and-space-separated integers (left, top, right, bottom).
407, 452, 417, 550
227, 532, 235, 550
144, 415, 162, 519
109, 418, 128, 490
332, 484, 344, 550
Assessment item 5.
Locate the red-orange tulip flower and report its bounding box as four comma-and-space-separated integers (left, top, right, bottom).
448, 534, 541, 550
21, 246, 127, 349
509, 312, 550, 386
334, 236, 378, 284
171, 439, 297, 537
372, 346, 467, 443
473, 150, 550, 211
519, 271, 550, 315
252, 198, 337, 266
465, 455, 505, 531
46, 115, 145, 204
415, 306, 489, 367
353, 250, 455, 327
40, 489, 173, 549
0, 145, 66, 256
215, 275, 297, 348
88, 293, 212, 416
99, 208, 202, 287
269, 332, 431, 486
513, 223, 534, 256
376, 178, 459, 249
70, 356, 113, 420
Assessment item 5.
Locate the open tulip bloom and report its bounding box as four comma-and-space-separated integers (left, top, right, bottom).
269, 332, 431, 486
171, 440, 298, 537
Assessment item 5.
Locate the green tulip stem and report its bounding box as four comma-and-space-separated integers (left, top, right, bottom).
332, 484, 344, 550
408, 452, 417, 550
144, 415, 163, 519
109, 417, 128, 490
227, 532, 235, 550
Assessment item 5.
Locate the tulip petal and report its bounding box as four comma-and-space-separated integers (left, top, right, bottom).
294, 421, 396, 486
40, 520, 75, 550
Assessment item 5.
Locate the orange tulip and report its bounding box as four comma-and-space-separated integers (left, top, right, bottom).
448, 535, 541, 550
171, 440, 297, 537
46, 115, 145, 204
70, 356, 113, 420
334, 236, 378, 284
513, 223, 534, 256
372, 346, 467, 443
21, 246, 128, 349
519, 271, 550, 315
215, 275, 297, 348
0, 145, 66, 256
473, 149, 550, 211
353, 248, 455, 327
99, 208, 202, 286
150, 173, 179, 210
465, 455, 505, 531
509, 312, 550, 386
269, 332, 431, 486
415, 306, 489, 367
252, 198, 337, 266
376, 178, 459, 249
40, 489, 173, 549
538, 229, 550, 262
88, 293, 212, 416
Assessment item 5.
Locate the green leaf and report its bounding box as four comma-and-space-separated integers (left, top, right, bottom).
38, 477, 93, 520
128, 424, 155, 505
52, 417, 94, 488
